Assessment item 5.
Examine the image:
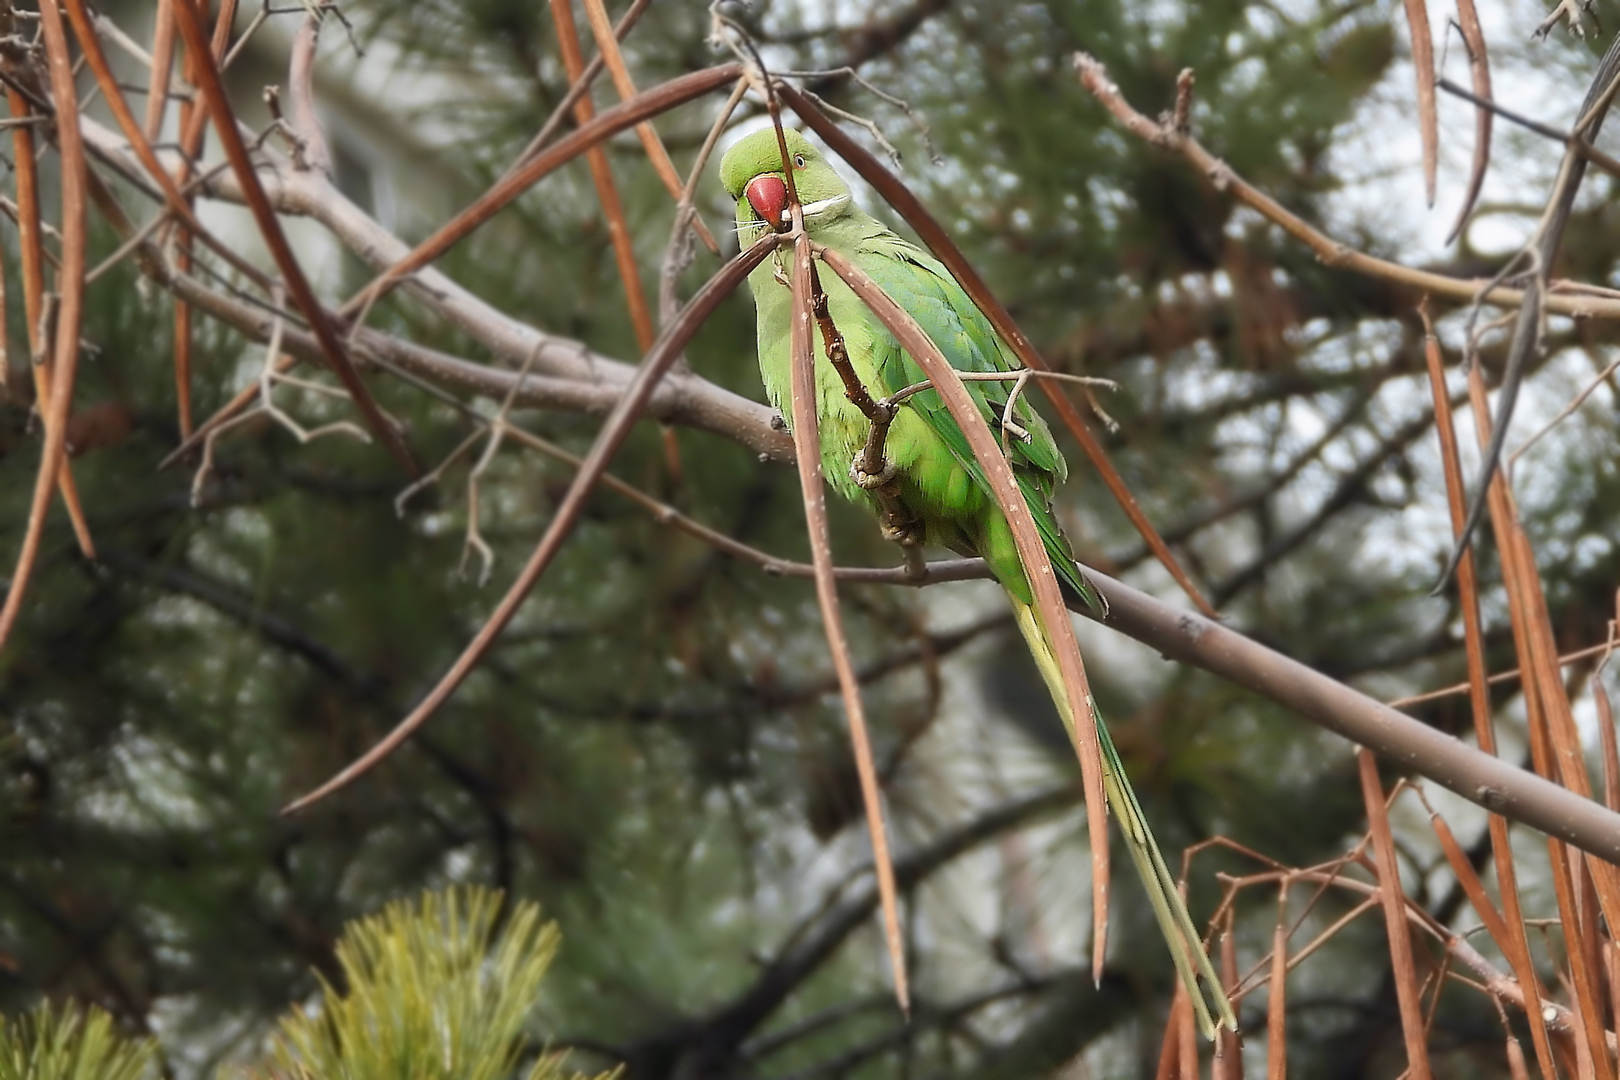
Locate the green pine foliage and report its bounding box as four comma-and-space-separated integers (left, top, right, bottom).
266, 888, 606, 1080
0, 1003, 155, 1080
0, 890, 602, 1080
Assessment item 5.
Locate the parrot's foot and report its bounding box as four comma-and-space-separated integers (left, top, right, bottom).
879, 513, 926, 548
850, 454, 899, 490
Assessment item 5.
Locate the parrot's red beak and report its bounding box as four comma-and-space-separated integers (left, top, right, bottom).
744, 174, 789, 229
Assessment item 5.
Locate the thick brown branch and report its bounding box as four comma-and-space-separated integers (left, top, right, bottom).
69, 113, 793, 464
748, 550, 1620, 867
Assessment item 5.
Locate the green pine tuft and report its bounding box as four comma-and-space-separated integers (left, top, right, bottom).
267, 887, 610, 1080
0, 1002, 155, 1080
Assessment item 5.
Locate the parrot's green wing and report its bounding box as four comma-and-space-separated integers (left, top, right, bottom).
847, 224, 1102, 613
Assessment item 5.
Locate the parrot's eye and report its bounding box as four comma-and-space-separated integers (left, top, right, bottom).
793, 154, 806, 168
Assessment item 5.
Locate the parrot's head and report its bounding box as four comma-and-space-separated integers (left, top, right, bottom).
719, 127, 852, 242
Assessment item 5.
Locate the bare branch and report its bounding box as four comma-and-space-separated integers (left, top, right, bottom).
1071, 52, 1620, 320
168, 0, 417, 475
279, 231, 781, 814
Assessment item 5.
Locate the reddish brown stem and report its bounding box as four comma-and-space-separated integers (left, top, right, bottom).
5, 88, 93, 560
0, 0, 92, 652
1419, 308, 1558, 1077
786, 227, 909, 1014
1400, 0, 1438, 204
143, 0, 177, 139
1446, 0, 1493, 241
578, 0, 719, 255
549, 0, 656, 356
170, 0, 417, 475
1267, 905, 1288, 1080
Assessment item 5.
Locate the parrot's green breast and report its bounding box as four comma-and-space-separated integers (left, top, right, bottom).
752, 245, 979, 516
745, 210, 1067, 605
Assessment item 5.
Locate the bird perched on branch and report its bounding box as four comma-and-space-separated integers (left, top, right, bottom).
720, 125, 1236, 1036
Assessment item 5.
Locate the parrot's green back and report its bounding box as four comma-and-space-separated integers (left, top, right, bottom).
719, 127, 1235, 1036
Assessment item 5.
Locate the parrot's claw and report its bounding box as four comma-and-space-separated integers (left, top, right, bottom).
881, 515, 927, 549
850, 455, 899, 489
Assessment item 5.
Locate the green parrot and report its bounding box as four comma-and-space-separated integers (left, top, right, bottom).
720, 126, 1236, 1035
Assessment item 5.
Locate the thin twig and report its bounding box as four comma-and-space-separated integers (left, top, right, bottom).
463, 346, 543, 585
501, 0, 654, 177
279, 230, 781, 814
169, 0, 417, 475
190, 291, 370, 501
1508, 349, 1620, 465
883, 369, 1118, 406
579, 0, 720, 254
1436, 78, 1620, 181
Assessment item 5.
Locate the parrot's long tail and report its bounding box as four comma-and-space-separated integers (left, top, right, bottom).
1012, 598, 1238, 1037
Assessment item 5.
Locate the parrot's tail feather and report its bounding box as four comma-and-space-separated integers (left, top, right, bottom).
1012, 599, 1239, 1038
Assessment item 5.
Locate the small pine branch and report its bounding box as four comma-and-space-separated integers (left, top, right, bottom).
267, 886, 611, 1080
0, 1002, 156, 1080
